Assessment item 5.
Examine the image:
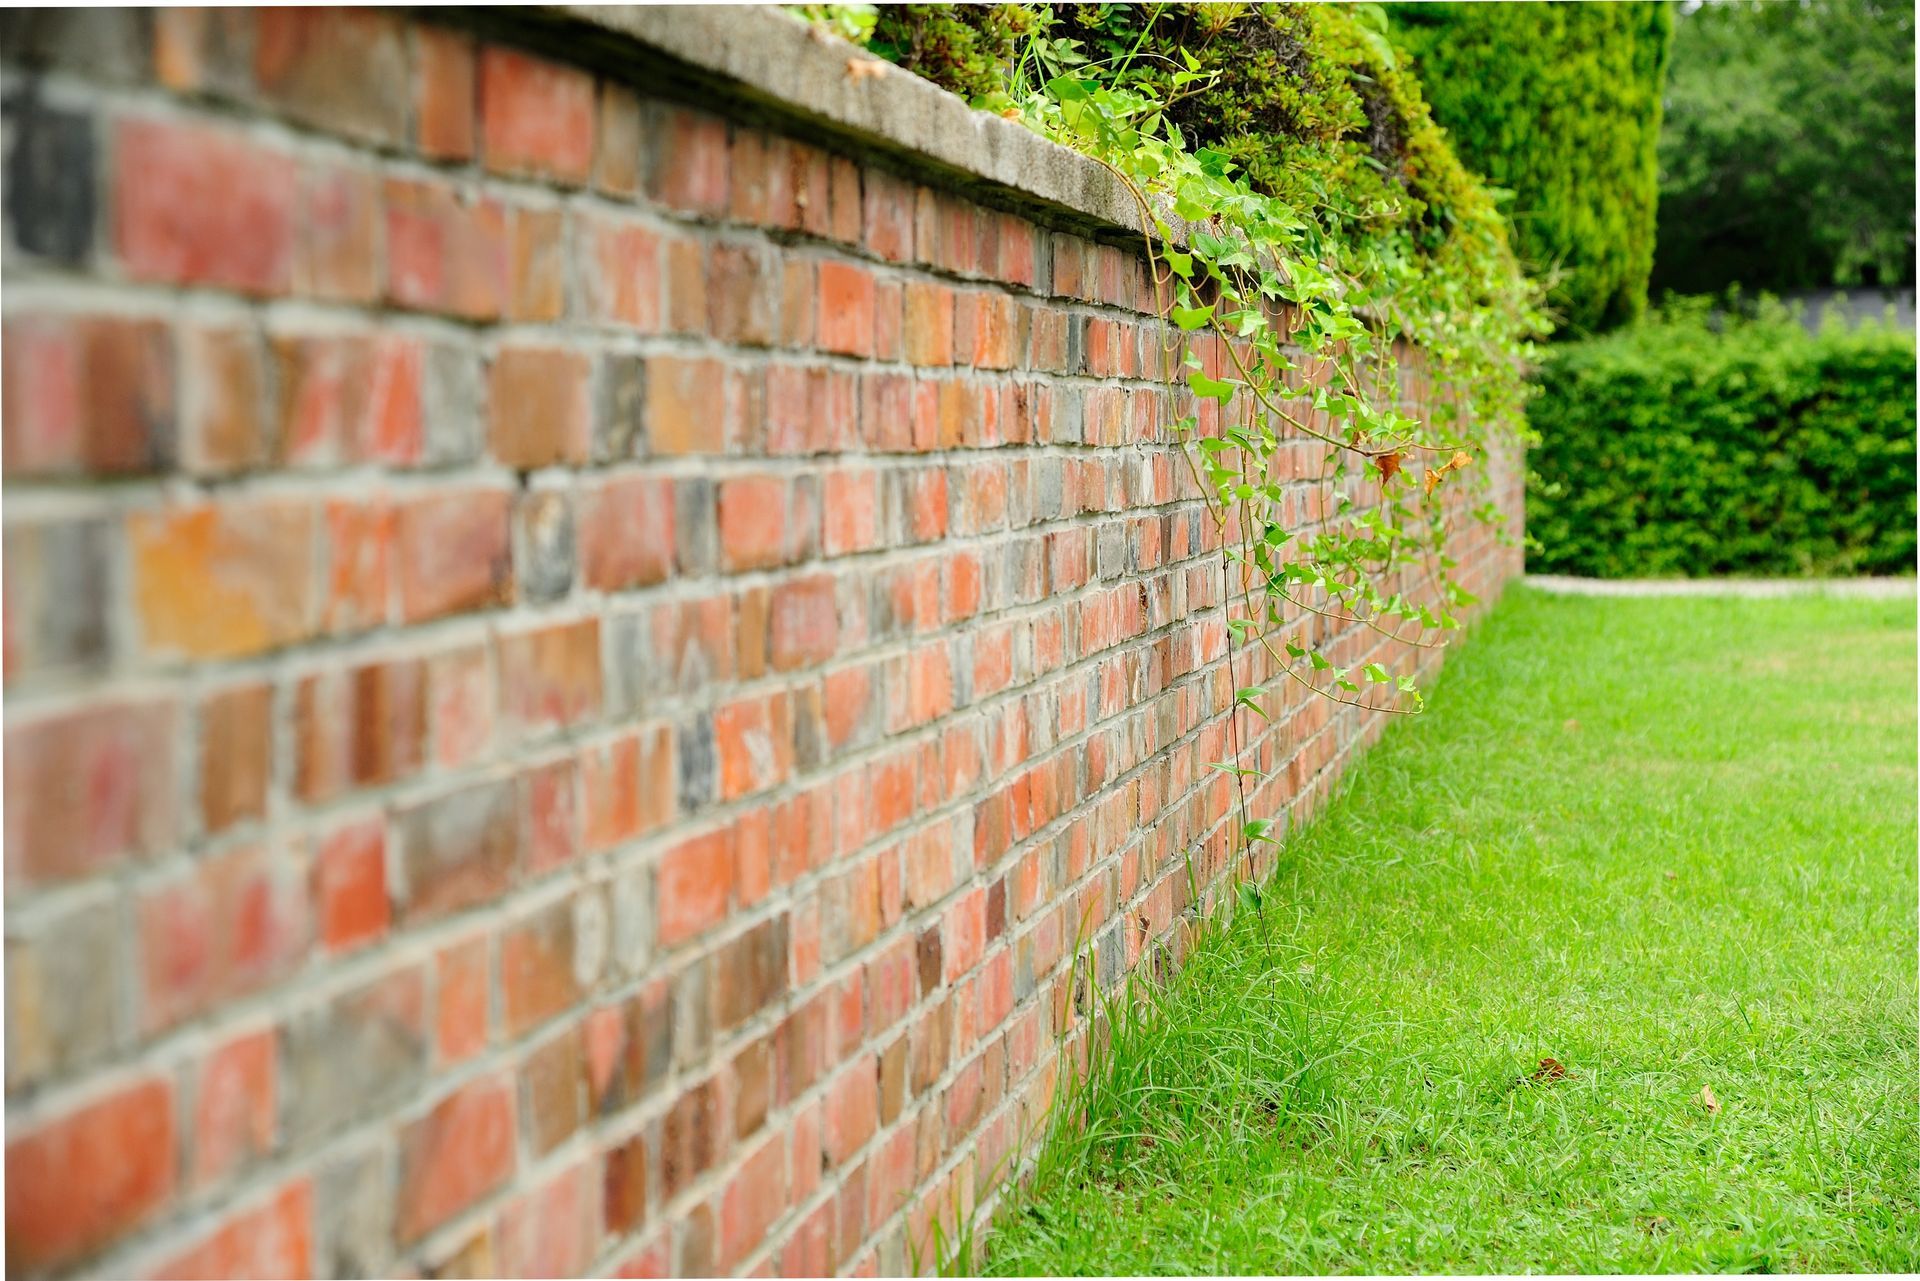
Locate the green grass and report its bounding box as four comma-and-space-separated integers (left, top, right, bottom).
983, 586, 1919, 1274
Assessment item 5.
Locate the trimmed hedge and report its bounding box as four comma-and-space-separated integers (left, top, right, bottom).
1528, 298, 1917, 578
1388, 2, 1672, 335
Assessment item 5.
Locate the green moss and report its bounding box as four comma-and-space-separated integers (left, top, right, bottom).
865, 5, 1043, 108
1388, 1, 1673, 334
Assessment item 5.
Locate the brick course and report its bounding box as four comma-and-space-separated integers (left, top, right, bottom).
1, 8, 1521, 1279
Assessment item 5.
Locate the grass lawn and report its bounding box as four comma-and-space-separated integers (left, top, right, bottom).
983, 586, 1918, 1274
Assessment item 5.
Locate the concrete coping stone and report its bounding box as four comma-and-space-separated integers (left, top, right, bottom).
481, 3, 1199, 249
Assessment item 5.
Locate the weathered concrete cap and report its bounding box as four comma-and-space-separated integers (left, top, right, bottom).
523, 3, 1187, 244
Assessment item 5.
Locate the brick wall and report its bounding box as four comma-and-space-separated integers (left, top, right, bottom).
0, 8, 1523, 1279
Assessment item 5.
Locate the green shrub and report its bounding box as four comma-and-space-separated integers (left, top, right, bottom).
1388, 2, 1672, 335
1528, 297, 1917, 577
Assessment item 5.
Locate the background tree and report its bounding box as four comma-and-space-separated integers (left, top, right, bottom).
1651, 0, 1916, 296
1387, 2, 1673, 335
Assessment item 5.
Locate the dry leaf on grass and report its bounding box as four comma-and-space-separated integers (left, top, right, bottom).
1701, 1084, 1721, 1115
1527, 1056, 1574, 1084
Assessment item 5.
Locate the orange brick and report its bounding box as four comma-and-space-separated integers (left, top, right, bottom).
507, 204, 567, 322
822, 468, 881, 555
656, 829, 732, 947
501, 898, 582, 1036
397, 1077, 516, 1242
817, 261, 876, 357
4, 1077, 176, 1271
490, 345, 591, 469
717, 475, 789, 572
130, 500, 317, 659
713, 694, 793, 801
313, 816, 389, 953
480, 45, 595, 183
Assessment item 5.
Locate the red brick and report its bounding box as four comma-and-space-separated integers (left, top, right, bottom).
436, 933, 491, 1064
718, 475, 790, 572
602, 1130, 650, 1238
384, 176, 509, 319
179, 324, 267, 474
396, 780, 521, 921
823, 1054, 879, 1165
137, 842, 307, 1031
495, 1160, 595, 1277
252, 7, 408, 143
414, 25, 477, 159
508, 204, 568, 322
149, 1180, 311, 1281
396, 488, 513, 622
771, 575, 838, 671
293, 657, 427, 802
708, 241, 779, 346
4, 698, 176, 888
652, 105, 730, 216
189, 1028, 277, 1188
2, 314, 174, 476
582, 734, 640, 852
428, 642, 496, 768
596, 81, 643, 195
862, 168, 915, 262
645, 354, 752, 456
657, 829, 732, 947
822, 468, 881, 555
115, 117, 295, 294
579, 474, 675, 591
522, 758, 580, 874
397, 1076, 517, 1242
129, 500, 317, 659
713, 694, 794, 801
578, 210, 662, 329
4, 1077, 175, 1271
313, 815, 389, 953
664, 234, 709, 336
720, 1134, 787, 1272
198, 683, 271, 834
817, 261, 876, 357
502, 898, 583, 1037
323, 498, 394, 634
497, 619, 602, 738
271, 332, 423, 465
480, 45, 595, 183
293, 160, 379, 305
490, 345, 591, 468
660, 1078, 723, 1200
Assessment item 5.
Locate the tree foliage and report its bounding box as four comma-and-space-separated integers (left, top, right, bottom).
1387, 1, 1673, 336
1528, 296, 1917, 577
1651, 0, 1916, 296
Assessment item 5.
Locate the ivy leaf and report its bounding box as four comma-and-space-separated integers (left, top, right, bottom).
1171, 303, 1215, 331
1186, 370, 1238, 402
1364, 663, 1390, 683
